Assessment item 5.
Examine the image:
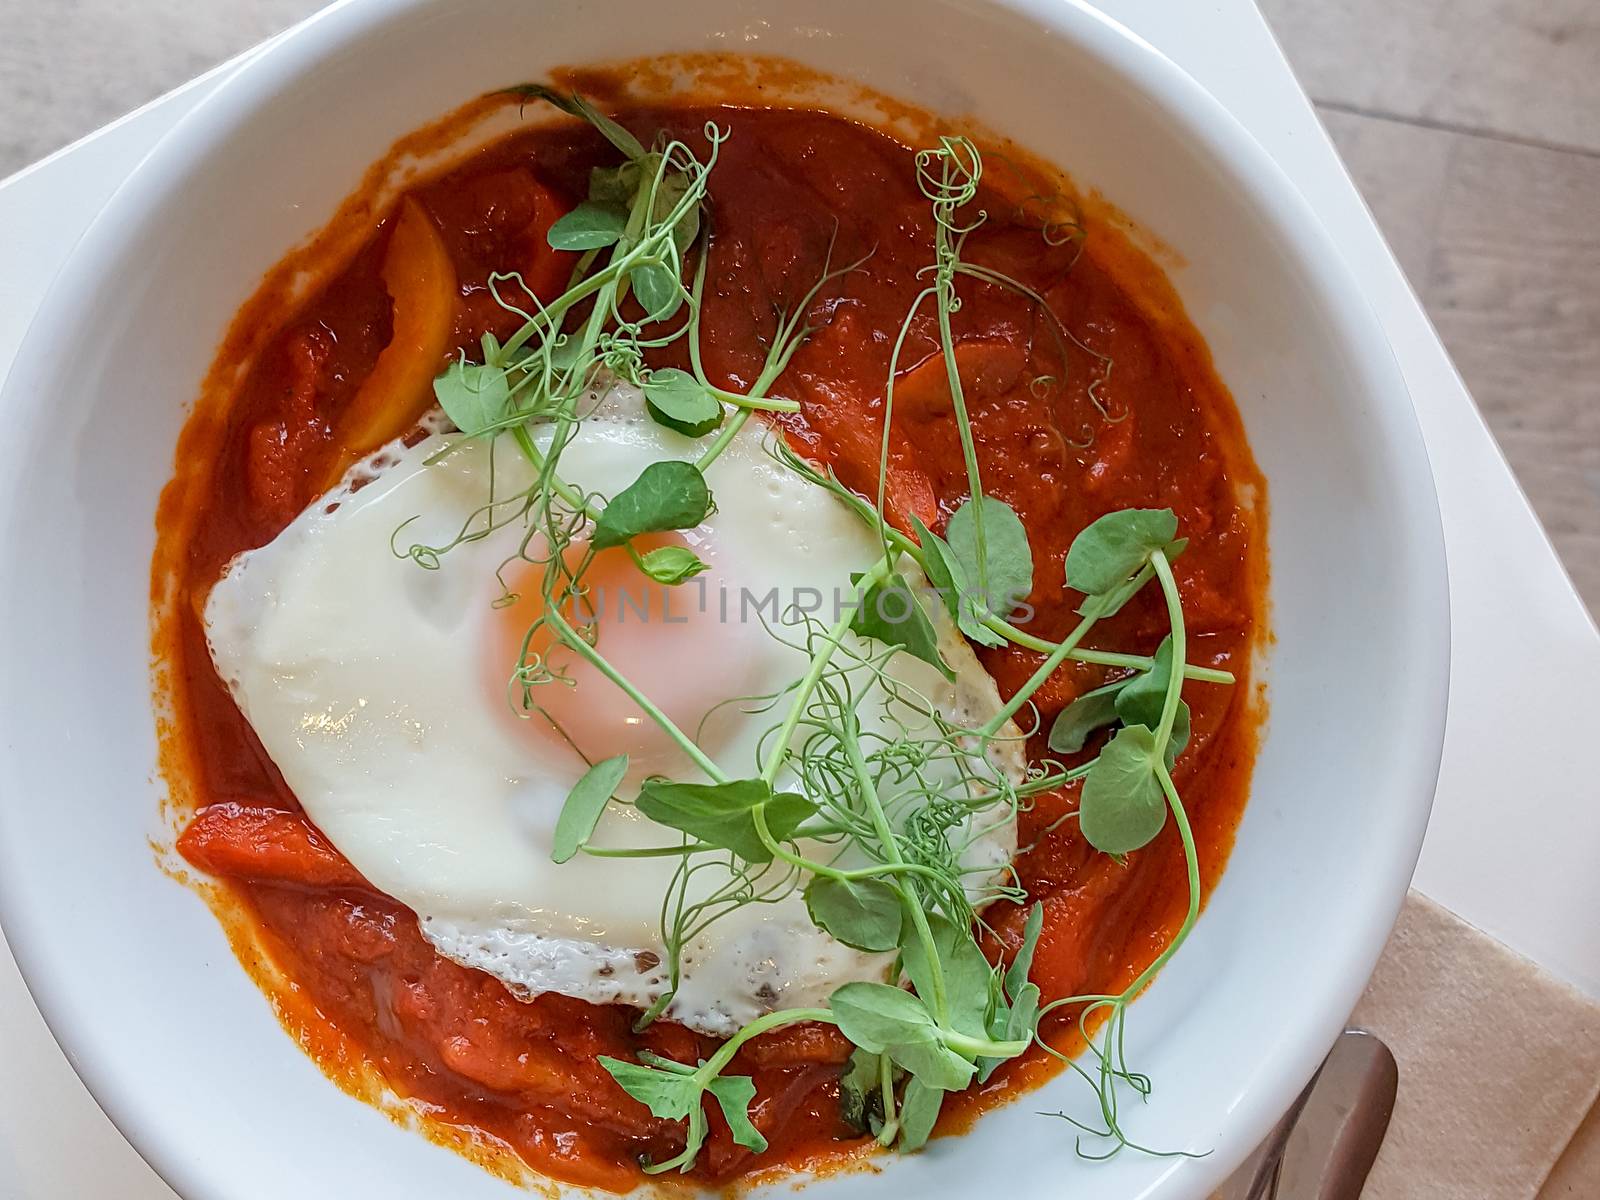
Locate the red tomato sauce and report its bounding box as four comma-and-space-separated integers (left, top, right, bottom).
153, 94, 1265, 1192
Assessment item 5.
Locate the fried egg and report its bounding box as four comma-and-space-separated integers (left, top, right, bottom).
205, 382, 1022, 1035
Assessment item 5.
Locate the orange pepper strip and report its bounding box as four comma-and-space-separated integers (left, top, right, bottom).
319, 196, 457, 490
892, 337, 1027, 416
177, 803, 370, 890
522, 178, 579, 303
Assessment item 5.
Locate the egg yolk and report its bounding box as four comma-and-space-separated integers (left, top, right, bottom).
490, 531, 750, 775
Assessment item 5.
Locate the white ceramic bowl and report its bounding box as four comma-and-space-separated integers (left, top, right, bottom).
0, 1, 1448, 1197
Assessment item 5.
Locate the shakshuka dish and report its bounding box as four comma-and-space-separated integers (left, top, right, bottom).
152, 59, 1266, 1193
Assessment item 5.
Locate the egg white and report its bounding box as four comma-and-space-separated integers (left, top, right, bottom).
205, 382, 1022, 1035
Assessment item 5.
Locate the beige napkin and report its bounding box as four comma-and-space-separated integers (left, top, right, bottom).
1540, 1100, 1600, 1197
1345, 891, 1600, 1198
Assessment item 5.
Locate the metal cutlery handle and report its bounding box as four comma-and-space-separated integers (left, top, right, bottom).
1274, 1029, 1398, 1199
1216, 1030, 1398, 1200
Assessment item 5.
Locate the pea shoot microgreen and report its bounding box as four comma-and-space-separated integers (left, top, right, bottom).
641, 367, 724, 437
1047, 679, 1125, 754
634, 543, 709, 585
589, 460, 713, 549
634, 778, 817, 864
846, 570, 955, 681
803, 875, 904, 952
551, 754, 628, 864
398, 92, 1237, 1173
945, 495, 1035, 621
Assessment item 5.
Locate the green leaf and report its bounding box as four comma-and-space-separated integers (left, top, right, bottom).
501, 85, 645, 160
898, 916, 991, 1039
848, 571, 954, 681
672, 204, 700, 258
839, 1047, 885, 1133
829, 983, 976, 1092
977, 977, 1039, 1085
896, 1076, 945, 1152
977, 986, 1038, 1082
992, 979, 1043, 1075
1079, 725, 1168, 854
1106, 640, 1190, 769
804, 876, 903, 952
546, 331, 588, 372
1005, 902, 1044, 1002
1165, 700, 1192, 770
598, 1055, 700, 1121
636, 544, 710, 585
1046, 680, 1126, 754
635, 778, 816, 864
915, 520, 958, 616
978, 904, 1044, 1083
547, 200, 627, 250
642, 1106, 706, 1175
1074, 568, 1148, 620
1072, 536, 1186, 619
652, 170, 701, 255
1065, 508, 1179, 596
912, 517, 1006, 648
830, 981, 937, 1052
551, 754, 628, 863
643, 368, 723, 438
433, 359, 511, 436
631, 259, 682, 321
600, 1053, 764, 1170
945, 497, 1034, 617
706, 1074, 767, 1153
886, 1037, 977, 1092
589, 160, 642, 205
1115, 636, 1175, 730
1005, 981, 1040, 1042
591, 460, 713, 549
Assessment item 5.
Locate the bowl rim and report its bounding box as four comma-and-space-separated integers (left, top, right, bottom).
0, 0, 1450, 1196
